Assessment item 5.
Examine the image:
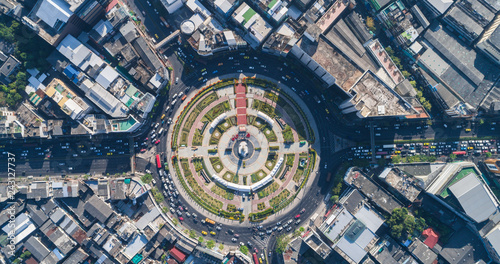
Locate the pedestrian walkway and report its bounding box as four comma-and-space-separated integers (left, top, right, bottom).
235, 82, 247, 126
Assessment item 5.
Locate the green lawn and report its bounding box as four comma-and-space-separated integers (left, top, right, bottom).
210, 157, 223, 173
196, 92, 218, 111
269, 189, 290, 207
193, 129, 203, 146
440, 168, 477, 198
242, 8, 256, 23
251, 169, 267, 183
282, 125, 294, 142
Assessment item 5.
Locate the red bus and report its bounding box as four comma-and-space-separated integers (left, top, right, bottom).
252, 253, 259, 264
453, 151, 467, 155
156, 154, 162, 169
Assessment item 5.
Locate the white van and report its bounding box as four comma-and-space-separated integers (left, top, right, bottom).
158, 128, 164, 135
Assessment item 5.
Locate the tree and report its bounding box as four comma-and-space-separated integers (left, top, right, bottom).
391, 155, 401, 164
172, 218, 178, 226
20, 251, 31, 259
385, 47, 395, 56
219, 244, 224, 250
332, 182, 342, 195
409, 80, 417, 88
404, 215, 415, 234
207, 240, 215, 249
198, 236, 204, 244
293, 229, 301, 237
391, 224, 404, 238
479, 119, 485, 125
141, 173, 153, 184
415, 217, 426, 233
330, 195, 339, 204
366, 16, 376, 32
275, 234, 290, 254
299, 227, 305, 232
449, 153, 457, 161
402, 71, 411, 79
162, 206, 169, 214
189, 230, 196, 239
239, 245, 249, 255
486, 152, 492, 158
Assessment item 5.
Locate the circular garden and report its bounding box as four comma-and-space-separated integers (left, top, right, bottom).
169, 77, 317, 222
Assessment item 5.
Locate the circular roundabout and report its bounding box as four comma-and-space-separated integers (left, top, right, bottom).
168, 77, 318, 222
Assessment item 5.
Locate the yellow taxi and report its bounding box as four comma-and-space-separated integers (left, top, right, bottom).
244, 56, 249, 59
161, 114, 166, 120
430, 146, 436, 149
107, 153, 113, 156
210, 231, 216, 236
201, 231, 207, 236
395, 150, 401, 154
468, 146, 474, 150
465, 128, 471, 132
198, 76, 203, 81
325, 108, 330, 114
423, 143, 429, 146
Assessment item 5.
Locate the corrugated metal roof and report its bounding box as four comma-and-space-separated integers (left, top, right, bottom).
449, 173, 498, 222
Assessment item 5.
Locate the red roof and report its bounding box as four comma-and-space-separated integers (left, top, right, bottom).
422, 227, 439, 249
170, 247, 187, 263
105, 0, 118, 12
24, 257, 38, 264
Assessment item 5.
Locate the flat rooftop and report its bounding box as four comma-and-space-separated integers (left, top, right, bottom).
348, 71, 418, 117
345, 168, 402, 213
380, 168, 421, 202
297, 37, 363, 90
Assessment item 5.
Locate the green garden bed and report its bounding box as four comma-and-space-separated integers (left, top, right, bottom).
257, 182, 279, 199
282, 125, 294, 142
193, 129, 203, 146
265, 154, 277, 171
211, 184, 235, 200
263, 126, 277, 142
251, 169, 267, 183
196, 92, 218, 111
270, 189, 290, 207
210, 157, 223, 173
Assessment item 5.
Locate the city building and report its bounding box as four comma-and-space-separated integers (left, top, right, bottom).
370, 236, 418, 264
420, 0, 454, 18
44, 78, 92, 120
425, 161, 499, 223
251, 0, 289, 24
408, 238, 438, 264
26, 0, 105, 45
232, 3, 273, 48
344, 168, 403, 213
378, 167, 422, 203
0, 55, 20, 83
262, 22, 299, 56
442, 0, 497, 44
214, 0, 239, 20
476, 21, 500, 65
338, 71, 421, 119
484, 159, 500, 176
319, 188, 385, 263
377, 0, 424, 47
417, 23, 500, 117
